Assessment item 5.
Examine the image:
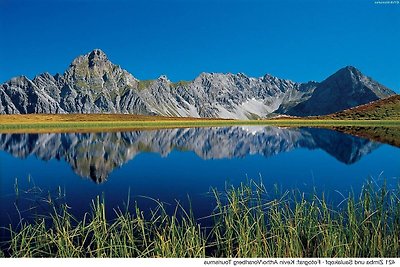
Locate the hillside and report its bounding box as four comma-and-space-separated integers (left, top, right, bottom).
323, 95, 400, 120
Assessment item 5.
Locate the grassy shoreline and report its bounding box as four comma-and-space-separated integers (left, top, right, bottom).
1, 181, 399, 258
1, 114, 400, 133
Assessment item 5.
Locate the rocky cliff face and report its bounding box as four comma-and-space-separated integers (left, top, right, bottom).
0, 49, 395, 118
0, 127, 379, 183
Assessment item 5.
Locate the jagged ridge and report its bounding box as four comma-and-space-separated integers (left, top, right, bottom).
0, 49, 395, 118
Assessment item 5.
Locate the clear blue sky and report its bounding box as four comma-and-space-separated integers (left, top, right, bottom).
1, 0, 399, 92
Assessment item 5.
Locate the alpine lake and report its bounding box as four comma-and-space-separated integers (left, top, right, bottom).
1, 125, 399, 231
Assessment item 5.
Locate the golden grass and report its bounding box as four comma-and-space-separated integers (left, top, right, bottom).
322, 95, 400, 120
0, 114, 400, 134
0, 113, 223, 123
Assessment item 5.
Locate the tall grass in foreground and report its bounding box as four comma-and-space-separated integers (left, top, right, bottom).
1, 181, 399, 257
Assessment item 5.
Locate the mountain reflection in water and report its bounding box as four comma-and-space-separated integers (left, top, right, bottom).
0, 126, 380, 183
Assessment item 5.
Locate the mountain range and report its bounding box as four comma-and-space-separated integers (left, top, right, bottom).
0, 49, 395, 118
0, 127, 379, 183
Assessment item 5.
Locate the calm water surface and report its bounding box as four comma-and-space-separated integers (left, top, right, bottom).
0, 126, 399, 229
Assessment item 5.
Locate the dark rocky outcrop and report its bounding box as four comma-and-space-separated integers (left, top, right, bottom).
285, 66, 395, 116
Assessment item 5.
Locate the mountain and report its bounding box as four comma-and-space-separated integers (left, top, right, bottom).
284, 66, 395, 116
0, 49, 395, 118
0, 127, 379, 183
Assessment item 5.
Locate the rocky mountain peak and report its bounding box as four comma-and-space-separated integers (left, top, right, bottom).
88, 49, 108, 68
9, 75, 31, 86
286, 66, 395, 116
34, 72, 53, 80
237, 72, 248, 78
343, 65, 359, 73
157, 75, 170, 83
262, 73, 276, 82
67, 49, 110, 71
328, 66, 363, 83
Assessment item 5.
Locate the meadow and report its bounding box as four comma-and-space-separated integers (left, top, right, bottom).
1, 114, 400, 133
